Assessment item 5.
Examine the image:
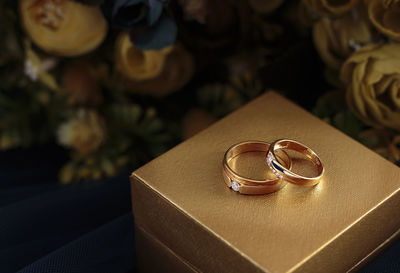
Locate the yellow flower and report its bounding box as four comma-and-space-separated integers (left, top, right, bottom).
302, 0, 359, 17
341, 43, 400, 131
115, 32, 194, 97
115, 32, 172, 81
25, 41, 59, 90
368, 0, 400, 41
20, 0, 107, 56
57, 110, 106, 154
313, 8, 373, 70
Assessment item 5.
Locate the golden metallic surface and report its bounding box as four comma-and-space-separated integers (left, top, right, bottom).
131, 91, 400, 273
267, 139, 324, 186
222, 141, 290, 194
135, 225, 199, 273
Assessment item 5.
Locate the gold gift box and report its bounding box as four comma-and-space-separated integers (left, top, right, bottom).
130, 91, 400, 273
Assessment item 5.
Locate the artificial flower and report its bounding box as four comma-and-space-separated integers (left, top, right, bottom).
57, 110, 106, 154
19, 0, 107, 56
115, 31, 172, 81
24, 41, 59, 90
248, 0, 285, 14
61, 62, 103, 107
102, 0, 177, 50
341, 43, 400, 131
172, 0, 251, 58
313, 8, 373, 70
302, 0, 359, 17
122, 42, 195, 97
368, 0, 400, 41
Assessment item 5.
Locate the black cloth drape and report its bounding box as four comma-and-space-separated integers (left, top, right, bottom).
0, 145, 135, 273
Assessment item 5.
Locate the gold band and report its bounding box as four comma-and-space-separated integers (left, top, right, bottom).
267, 139, 324, 186
222, 141, 291, 194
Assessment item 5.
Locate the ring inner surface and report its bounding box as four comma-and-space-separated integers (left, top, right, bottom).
229, 151, 275, 181
274, 140, 323, 178
227, 142, 289, 182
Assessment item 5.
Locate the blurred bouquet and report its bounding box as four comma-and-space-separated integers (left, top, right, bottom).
0, 0, 397, 183
0, 0, 181, 183
305, 0, 400, 164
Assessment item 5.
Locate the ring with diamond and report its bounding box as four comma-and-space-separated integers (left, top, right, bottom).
222, 141, 291, 194
266, 139, 324, 187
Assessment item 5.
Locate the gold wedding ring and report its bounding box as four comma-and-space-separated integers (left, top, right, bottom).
267, 139, 324, 186
222, 141, 291, 194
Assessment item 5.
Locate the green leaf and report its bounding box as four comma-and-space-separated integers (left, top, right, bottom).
332, 110, 365, 138
313, 91, 347, 118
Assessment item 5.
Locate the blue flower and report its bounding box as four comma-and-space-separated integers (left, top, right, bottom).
102, 0, 177, 50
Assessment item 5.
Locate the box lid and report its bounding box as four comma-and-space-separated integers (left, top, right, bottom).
131, 91, 400, 273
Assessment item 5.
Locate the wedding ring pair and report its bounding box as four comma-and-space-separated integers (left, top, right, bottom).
222, 139, 324, 195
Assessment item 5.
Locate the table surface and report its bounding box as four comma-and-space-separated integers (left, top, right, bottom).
0, 144, 398, 273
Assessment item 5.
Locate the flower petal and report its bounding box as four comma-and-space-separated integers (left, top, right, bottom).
130, 12, 177, 50
112, 0, 142, 16
115, 4, 147, 29
147, 0, 163, 25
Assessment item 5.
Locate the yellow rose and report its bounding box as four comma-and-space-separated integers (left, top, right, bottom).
115, 32, 194, 97
302, 0, 359, 17
313, 8, 373, 70
341, 43, 400, 131
20, 0, 107, 56
369, 0, 400, 41
115, 32, 172, 81
57, 110, 106, 154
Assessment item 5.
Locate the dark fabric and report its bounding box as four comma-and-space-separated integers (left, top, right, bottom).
17, 214, 135, 273
0, 145, 135, 273
360, 242, 400, 273
0, 144, 398, 273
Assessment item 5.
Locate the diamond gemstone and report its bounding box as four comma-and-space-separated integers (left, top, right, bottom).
231, 181, 240, 192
